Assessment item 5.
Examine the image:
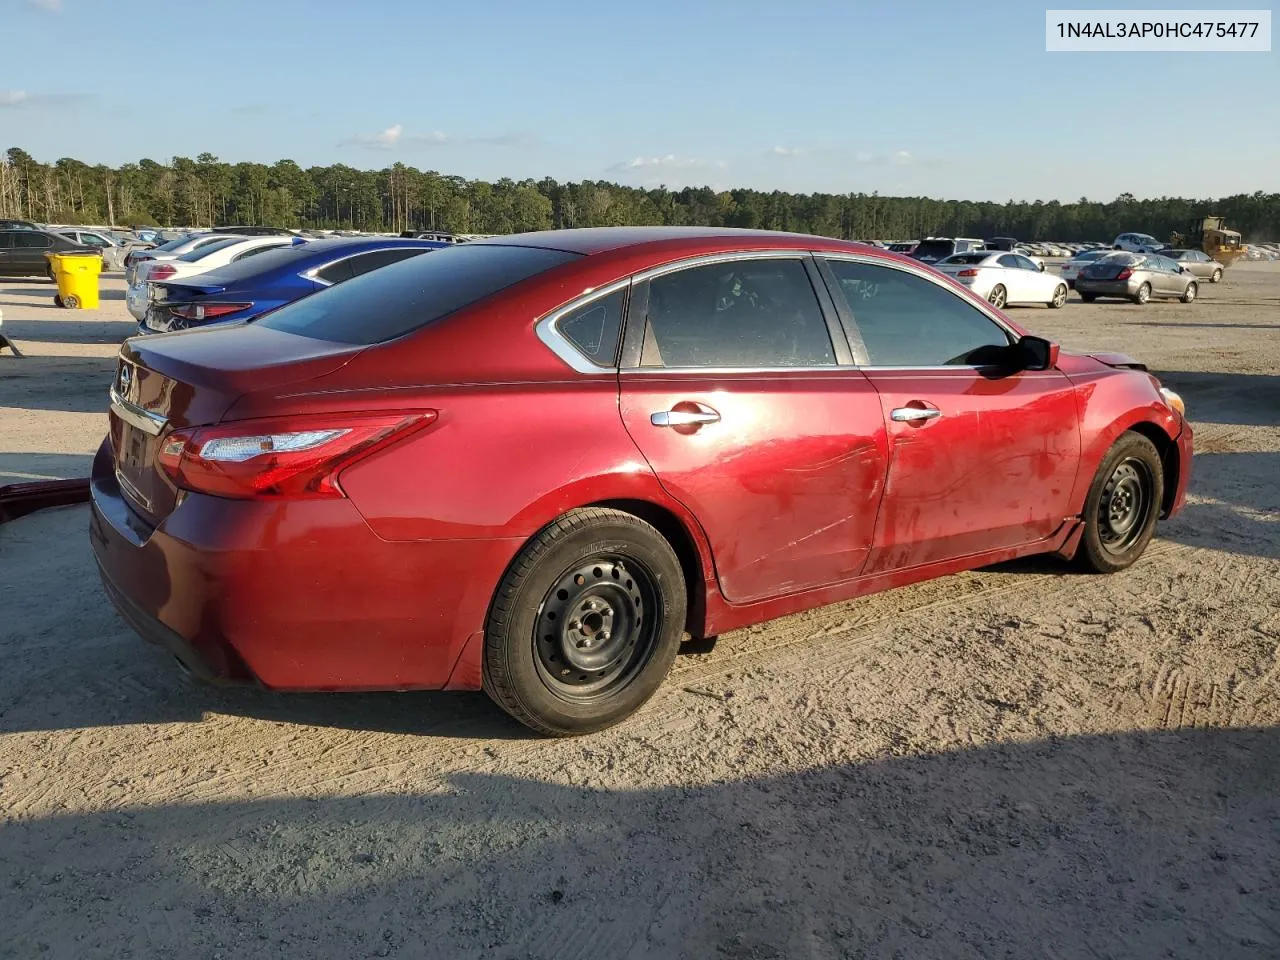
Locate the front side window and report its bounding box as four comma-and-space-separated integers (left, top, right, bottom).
558, 288, 625, 367
1013, 255, 1040, 271
997, 254, 1021, 269
825, 259, 1012, 367
639, 258, 834, 368
15, 233, 52, 249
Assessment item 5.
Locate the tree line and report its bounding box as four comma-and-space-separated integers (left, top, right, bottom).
2, 147, 1277, 242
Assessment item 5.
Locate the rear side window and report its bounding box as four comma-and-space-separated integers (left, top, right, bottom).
825, 259, 1011, 367
256, 243, 581, 345
348, 247, 430, 278
639, 258, 834, 368
558, 288, 625, 367
15, 233, 53, 248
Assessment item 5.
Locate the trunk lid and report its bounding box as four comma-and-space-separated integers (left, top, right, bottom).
109, 324, 364, 524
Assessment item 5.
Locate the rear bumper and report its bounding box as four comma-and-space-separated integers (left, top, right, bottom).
1075, 279, 1140, 299
89, 437, 521, 691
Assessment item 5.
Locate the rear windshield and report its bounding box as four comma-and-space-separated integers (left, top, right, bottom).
255, 243, 582, 345
177, 237, 243, 261
1072, 250, 1108, 262
152, 234, 199, 253
190, 243, 318, 283
938, 252, 990, 265
912, 240, 955, 257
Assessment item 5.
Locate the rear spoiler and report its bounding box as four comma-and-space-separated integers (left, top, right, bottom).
157, 279, 227, 296
0, 478, 90, 524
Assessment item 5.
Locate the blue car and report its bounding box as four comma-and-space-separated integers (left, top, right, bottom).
139, 236, 448, 334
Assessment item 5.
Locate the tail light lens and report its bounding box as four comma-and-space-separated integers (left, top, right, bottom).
1116, 268, 1133, 280
170, 302, 252, 321
956, 269, 979, 277
149, 263, 177, 281
157, 411, 436, 499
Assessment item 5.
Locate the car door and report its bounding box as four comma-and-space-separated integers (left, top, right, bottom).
1012, 254, 1053, 300
0, 231, 14, 274
817, 255, 1080, 573
13, 231, 53, 274
995, 254, 1031, 301
616, 253, 890, 604
1155, 256, 1182, 294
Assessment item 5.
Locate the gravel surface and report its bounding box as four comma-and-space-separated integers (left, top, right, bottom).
2, 267, 1277, 959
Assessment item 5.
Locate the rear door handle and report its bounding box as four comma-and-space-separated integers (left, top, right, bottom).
890, 406, 942, 423
651, 403, 720, 428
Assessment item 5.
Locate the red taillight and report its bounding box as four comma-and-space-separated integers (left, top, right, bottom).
957, 269, 979, 277
1116, 268, 1133, 280
170, 302, 252, 321
149, 263, 177, 281
156, 412, 436, 500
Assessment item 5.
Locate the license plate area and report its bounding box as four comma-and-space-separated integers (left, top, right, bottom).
113, 421, 159, 513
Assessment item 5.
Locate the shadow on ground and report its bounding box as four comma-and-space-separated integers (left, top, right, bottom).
1155, 371, 1280, 427
0, 354, 116, 414
1, 727, 1276, 958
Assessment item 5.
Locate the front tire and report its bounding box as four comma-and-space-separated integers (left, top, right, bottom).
1211, 268, 1222, 283
483, 507, 687, 736
987, 284, 1007, 309
1075, 433, 1163, 574
1181, 281, 1198, 303
1049, 284, 1067, 309
1132, 282, 1151, 305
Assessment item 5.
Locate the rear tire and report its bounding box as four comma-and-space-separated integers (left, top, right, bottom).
1132, 282, 1151, 305
483, 507, 687, 736
1049, 284, 1067, 309
1211, 268, 1222, 283
1079, 292, 1097, 303
987, 284, 1007, 309
1180, 281, 1198, 304
1075, 432, 1163, 574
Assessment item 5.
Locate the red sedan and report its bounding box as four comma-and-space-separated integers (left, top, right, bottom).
91, 228, 1192, 735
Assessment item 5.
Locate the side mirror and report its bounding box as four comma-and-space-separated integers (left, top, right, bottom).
1018, 335, 1059, 370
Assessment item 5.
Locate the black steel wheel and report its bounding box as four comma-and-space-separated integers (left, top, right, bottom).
1076, 432, 1164, 573
533, 556, 658, 700
483, 507, 687, 736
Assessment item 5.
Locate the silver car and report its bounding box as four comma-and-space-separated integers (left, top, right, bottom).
1075, 252, 1198, 304
1158, 248, 1225, 283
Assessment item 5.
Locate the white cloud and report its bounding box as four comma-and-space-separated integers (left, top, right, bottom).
771, 145, 802, 157
343, 124, 403, 149
892, 150, 913, 166
342, 126, 537, 151
609, 154, 722, 173
0, 90, 29, 107
0, 89, 90, 109
27, 0, 61, 12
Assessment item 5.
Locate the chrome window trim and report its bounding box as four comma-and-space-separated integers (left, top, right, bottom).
109, 386, 167, 436
534, 277, 632, 375
620, 365, 848, 376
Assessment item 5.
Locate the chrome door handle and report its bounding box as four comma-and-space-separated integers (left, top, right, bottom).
890, 406, 942, 423
651, 404, 720, 428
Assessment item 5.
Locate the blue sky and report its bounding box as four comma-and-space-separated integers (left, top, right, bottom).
2, 0, 1276, 200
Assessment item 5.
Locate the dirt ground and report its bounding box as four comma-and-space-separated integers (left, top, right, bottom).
1, 266, 1277, 960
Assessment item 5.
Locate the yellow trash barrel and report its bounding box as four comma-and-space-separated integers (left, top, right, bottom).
45, 251, 102, 309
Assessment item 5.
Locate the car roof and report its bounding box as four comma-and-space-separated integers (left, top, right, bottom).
474, 226, 869, 257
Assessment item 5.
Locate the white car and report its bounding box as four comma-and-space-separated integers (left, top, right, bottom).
126, 235, 304, 321
1059, 249, 1116, 288
934, 251, 1069, 309
52, 227, 126, 270
1112, 232, 1163, 254
124, 232, 243, 285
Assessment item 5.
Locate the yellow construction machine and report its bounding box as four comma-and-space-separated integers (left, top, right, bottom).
1168, 216, 1246, 268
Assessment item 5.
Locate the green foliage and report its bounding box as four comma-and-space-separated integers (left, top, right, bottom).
2, 147, 1277, 241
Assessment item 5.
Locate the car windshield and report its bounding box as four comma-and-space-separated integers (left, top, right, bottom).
912, 240, 954, 258
177, 237, 249, 262
938, 253, 990, 265
255, 243, 581, 345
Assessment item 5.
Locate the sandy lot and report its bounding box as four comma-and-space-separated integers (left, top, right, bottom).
1, 267, 1277, 960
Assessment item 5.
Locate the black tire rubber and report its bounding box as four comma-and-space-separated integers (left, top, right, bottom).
1075, 432, 1164, 574
1049, 284, 1068, 309
483, 507, 687, 736
1211, 268, 1222, 283
1132, 282, 1151, 305
1079, 292, 1097, 303
1180, 281, 1198, 304
988, 284, 1007, 309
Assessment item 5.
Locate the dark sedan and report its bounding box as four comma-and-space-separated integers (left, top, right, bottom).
0, 229, 97, 277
